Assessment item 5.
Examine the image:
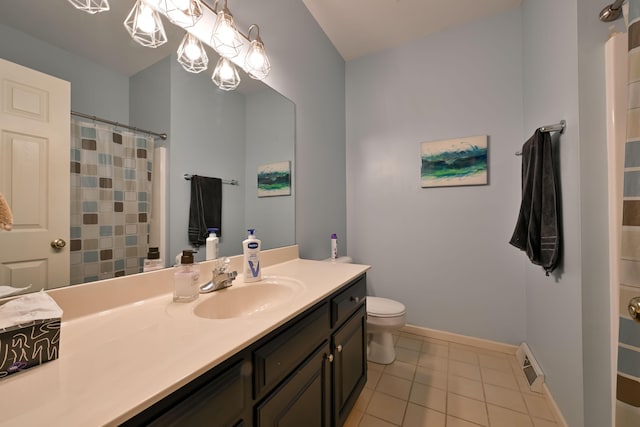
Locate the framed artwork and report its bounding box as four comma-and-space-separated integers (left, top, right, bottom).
257, 161, 291, 197
420, 135, 488, 188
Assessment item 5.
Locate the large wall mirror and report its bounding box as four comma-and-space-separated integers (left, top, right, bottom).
0, 0, 295, 295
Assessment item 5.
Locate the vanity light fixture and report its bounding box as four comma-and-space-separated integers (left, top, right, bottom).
177, 32, 209, 73
244, 25, 271, 80
162, 0, 203, 28
67, 0, 110, 14
211, 0, 243, 59
124, 0, 168, 48
211, 57, 240, 91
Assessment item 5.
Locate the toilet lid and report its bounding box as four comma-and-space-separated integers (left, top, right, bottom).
367, 296, 406, 317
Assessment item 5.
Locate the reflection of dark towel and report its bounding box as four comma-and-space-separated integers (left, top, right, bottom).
509, 130, 561, 275
188, 175, 222, 247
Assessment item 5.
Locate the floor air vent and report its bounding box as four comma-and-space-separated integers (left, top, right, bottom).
516, 343, 545, 393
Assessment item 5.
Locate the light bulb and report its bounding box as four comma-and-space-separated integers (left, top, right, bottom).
217, 21, 236, 45
137, 5, 156, 33
219, 61, 234, 80
247, 50, 265, 69
184, 40, 202, 60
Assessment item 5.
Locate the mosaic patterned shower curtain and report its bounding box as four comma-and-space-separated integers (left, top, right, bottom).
618, 1, 640, 424
69, 119, 154, 285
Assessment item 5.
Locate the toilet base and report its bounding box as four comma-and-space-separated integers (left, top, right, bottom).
367, 331, 396, 364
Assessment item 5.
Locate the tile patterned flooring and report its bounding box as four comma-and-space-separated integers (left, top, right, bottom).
345, 332, 561, 427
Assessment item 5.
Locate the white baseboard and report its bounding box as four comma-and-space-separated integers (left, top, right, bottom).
400, 324, 567, 426
400, 324, 518, 354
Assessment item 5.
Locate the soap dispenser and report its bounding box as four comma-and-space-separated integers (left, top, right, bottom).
242, 229, 261, 282
173, 250, 199, 302
206, 228, 219, 261
143, 247, 163, 272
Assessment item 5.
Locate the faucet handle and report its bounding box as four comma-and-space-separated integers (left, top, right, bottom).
214, 257, 232, 273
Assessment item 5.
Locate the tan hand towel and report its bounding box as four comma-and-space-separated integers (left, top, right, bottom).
0, 192, 13, 231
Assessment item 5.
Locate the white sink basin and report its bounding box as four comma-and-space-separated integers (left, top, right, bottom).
193, 276, 304, 319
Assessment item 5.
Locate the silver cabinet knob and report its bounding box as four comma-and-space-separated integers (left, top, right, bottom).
336, 344, 343, 353
351, 296, 360, 304
327, 354, 334, 363
629, 297, 640, 323
50, 238, 66, 250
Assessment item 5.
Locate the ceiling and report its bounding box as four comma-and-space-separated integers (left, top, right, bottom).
0, 0, 522, 76
302, 0, 522, 61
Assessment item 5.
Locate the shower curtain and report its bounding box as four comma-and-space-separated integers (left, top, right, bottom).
69, 119, 154, 285
617, 1, 640, 424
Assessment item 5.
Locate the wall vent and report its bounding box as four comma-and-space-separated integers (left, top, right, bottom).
516, 342, 545, 393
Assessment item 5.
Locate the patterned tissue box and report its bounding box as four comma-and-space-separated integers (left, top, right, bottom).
0, 318, 61, 378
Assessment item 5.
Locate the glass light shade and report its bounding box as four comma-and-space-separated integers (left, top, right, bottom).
177, 33, 209, 73
67, 0, 110, 14
245, 39, 271, 80
211, 57, 240, 91
211, 9, 243, 59
124, 0, 168, 48
162, 0, 202, 28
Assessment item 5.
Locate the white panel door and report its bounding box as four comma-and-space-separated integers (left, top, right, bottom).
0, 58, 70, 292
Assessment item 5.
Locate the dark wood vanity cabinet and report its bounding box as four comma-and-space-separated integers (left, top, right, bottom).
122, 274, 367, 427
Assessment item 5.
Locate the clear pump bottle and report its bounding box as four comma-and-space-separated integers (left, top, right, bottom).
173, 250, 199, 302
143, 247, 163, 272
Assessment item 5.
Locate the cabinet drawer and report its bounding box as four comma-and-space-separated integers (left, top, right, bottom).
331, 275, 366, 328
254, 302, 330, 397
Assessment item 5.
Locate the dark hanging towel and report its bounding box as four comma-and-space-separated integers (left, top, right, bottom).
509, 129, 561, 275
188, 175, 222, 247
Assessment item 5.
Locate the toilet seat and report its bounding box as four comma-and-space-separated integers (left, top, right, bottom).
367, 296, 406, 318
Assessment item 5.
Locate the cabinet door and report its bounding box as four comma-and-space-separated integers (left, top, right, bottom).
256, 342, 331, 427
332, 306, 367, 427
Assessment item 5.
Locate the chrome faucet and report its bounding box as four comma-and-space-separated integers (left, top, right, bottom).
200, 257, 238, 293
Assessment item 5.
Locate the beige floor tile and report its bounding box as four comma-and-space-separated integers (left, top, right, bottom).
448, 375, 485, 401
396, 336, 424, 352
483, 383, 527, 413
446, 416, 485, 427
377, 374, 413, 400
487, 404, 533, 427
449, 360, 482, 381
395, 347, 420, 365
367, 391, 408, 425
417, 353, 448, 372
409, 382, 447, 412
421, 336, 450, 346
344, 408, 364, 427
449, 347, 479, 365
402, 403, 445, 427
414, 366, 448, 390
523, 393, 555, 421
447, 393, 489, 426
480, 367, 519, 390
369, 361, 385, 373
366, 368, 383, 390
421, 341, 449, 358
359, 414, 399, 427
478, 353, 512, 373
532, 417, 558, 427
384, 360, 417, 381
355, 387, 373, 412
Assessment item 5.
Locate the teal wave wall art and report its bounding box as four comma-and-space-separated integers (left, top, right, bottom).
420, 135, 488, 188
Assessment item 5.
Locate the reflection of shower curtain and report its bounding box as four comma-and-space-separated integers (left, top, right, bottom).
617, 1, 640, 424
69, 119, 154, 285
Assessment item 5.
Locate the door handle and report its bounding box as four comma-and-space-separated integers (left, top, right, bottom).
50, 238, 66, 250
629, 297, 640, 323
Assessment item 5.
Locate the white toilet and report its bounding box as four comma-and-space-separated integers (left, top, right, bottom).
366, 296, 406, 364
324, 256, 407, 365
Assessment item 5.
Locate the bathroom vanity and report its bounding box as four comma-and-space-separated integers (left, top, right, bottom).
0, 246, 369, 427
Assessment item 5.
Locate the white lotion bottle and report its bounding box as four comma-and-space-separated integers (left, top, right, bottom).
242, 229, 261, 282
205, 228, 219, 260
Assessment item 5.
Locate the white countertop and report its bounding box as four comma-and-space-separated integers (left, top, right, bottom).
0, 256, 369, 426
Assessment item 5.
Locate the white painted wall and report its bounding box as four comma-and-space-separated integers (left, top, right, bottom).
346, 8, 526, 344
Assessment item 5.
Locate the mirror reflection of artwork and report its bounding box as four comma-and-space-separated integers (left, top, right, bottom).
257, 161, 291, 197
420, 135, 488, 188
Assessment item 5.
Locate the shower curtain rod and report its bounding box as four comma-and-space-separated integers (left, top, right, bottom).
71, 110, 168, 140
515, 120, 566, 156
183, 173, 239, 186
